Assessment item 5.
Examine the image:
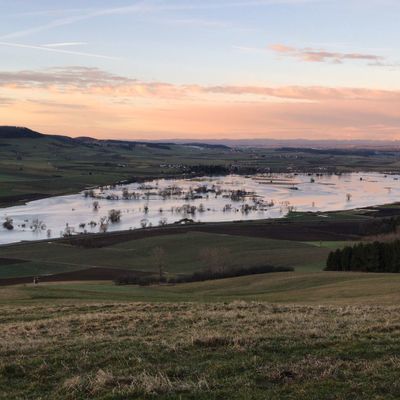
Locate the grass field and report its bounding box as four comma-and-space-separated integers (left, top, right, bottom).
0, 231, 346, 280
1, 296, 400, 399
1, 270, 400, 304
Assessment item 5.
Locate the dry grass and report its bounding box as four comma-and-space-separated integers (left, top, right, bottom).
1, 301, 400, 398
64, 369, 210, 396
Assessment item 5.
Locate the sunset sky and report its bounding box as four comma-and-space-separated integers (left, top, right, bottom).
0, 0, 399, 140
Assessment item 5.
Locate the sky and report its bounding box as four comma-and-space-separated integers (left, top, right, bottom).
0, 0, 399, 140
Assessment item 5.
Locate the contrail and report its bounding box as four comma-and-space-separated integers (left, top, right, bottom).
0, 41, 120, 60
42, 42, 88, 48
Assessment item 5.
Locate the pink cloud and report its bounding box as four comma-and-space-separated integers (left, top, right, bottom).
269, 43, 386, 65
1, 66, 399, 103
0, 66, 399, 140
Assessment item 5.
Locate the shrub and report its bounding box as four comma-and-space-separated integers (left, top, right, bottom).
114, 274, 166, 286
170, 265, 293, 284
114, 265, 292, 287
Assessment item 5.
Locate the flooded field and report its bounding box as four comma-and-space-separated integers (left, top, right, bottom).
1, 172, 399, 244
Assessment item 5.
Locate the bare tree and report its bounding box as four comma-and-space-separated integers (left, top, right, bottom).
199, 247, 231, 274
63, 224, 74, 237
151, 246, 166, 282
99, 217, 109, 233
158, 217, 168, 226
31, 218, 46, 232
84, 189, 96, 198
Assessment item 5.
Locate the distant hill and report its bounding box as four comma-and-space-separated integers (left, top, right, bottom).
4, 126, 399, 151
75, 136, 99, 143
275, 147, 384, 156
0, 126, 83, 145
0, 126, 238, 158
0, 126, 43, 139
0, 127, 173, 149
167, 138, 400, 150
0, 126, 233, 150
182, 142, 230, 150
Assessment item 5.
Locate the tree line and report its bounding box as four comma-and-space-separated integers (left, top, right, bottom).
115, 264, 293, 286
326, 240, 400, 273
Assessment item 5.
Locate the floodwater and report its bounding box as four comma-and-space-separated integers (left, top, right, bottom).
1, 172, 399, 245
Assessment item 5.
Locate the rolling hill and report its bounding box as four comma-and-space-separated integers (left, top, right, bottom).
0, 126, 235, 207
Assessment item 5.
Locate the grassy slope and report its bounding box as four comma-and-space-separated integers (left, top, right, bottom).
2, 270, 400, 305
1, 300, 400, 399
0, 232, 337, 279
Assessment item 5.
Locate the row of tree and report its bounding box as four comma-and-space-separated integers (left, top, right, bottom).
114, 264, 293, 286
326, 240, 400, 273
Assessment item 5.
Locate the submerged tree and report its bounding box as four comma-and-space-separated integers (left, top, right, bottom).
84, 189, 96, 198
99, 217, 109, 233
63, 224, 74, 237
108, 209, 122, 223
93, 201, 100, 211
31, 218, 46, 232
2, 217, 14, 231
158, 218, 167, 226
122, 187, 130, 200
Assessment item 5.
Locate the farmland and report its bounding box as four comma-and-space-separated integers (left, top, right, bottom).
0, 232, 335, 281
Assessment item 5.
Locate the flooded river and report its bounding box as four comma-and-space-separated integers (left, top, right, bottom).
1, 172, 399, 244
